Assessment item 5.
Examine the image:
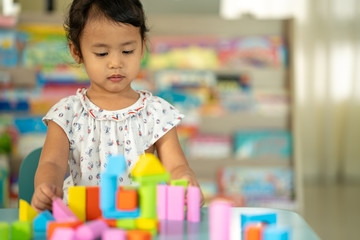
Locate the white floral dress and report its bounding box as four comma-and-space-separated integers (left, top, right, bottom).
43, 88, 184, 202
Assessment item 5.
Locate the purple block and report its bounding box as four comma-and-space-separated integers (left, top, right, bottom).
102, 229, 126, 240
209, 200, 232, 240
167, 186, 185, 221
51, 227, 75, 240
187, 186, 201, 222
157, 185, 168, 220
52, 198, 79, 222
75, 219, 109, 240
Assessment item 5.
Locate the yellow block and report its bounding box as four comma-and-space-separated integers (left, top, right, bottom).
68, 186, 86, 222
131, 153, 167, 177
19, 199, 38, 222
135, 217, 157, 231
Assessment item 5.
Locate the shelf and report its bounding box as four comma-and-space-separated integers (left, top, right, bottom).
199, 112, 290, 134
189, 157, 292, 180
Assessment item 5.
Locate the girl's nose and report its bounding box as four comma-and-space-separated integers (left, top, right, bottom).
108, 56, 123, 69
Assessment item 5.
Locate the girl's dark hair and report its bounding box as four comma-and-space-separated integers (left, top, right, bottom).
64, 0, 148, 58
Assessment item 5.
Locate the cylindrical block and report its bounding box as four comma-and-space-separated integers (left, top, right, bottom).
75, 219, 109, 240
209, 200, 232, 240
157, 184, 168, 220
167, 186, 185, 221
187, 186, 201, 222
139, 184, 157, 218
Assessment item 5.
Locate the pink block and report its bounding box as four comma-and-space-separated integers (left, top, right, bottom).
209, 200, 232, 240
102, 229, 126, 240
75, 219, 109, 240
157, 185, 168, 220
51, 227, 75, 240
167, 186, 185, 221
187, 186, 201, 222
52, 197, 79, 222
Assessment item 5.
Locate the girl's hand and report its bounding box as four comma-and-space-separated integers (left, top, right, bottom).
31, 183, 63, 212
171, 167, 206, 207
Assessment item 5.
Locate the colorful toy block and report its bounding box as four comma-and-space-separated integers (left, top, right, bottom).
263, 225, 290, 240
156, 184, 168, 220
167, 185, 185, 221
138, 184, 157, 218
170, 179, 188, 189
187, 186, 201, 222
100, 156, 140, 219
135, 217, 158, 235
127, 229, 152, 240
11, 220, 32, 240
75, 219, 109, 240
116, 218, 137, 230
209, 200, 232, 240
102, 228, 126, 240
69, 186, 87, 222
47, 220, 82, 239
33, 210, 55, 232
0, 222, 9, 240
19, 199, 38, 222
132, 153, 167, 177
241, 212, 277, 229
117, 188, 138, 210
51, 227, 75, 240
86, 186, 102, 221
52, 197, 79, 222
244, 222, 265, 240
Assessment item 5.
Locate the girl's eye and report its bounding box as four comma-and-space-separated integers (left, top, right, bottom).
95, 52, 108, 57
123, 50, 134, 55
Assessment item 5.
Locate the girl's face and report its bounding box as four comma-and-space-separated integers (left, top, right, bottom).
69, 17, 145, 96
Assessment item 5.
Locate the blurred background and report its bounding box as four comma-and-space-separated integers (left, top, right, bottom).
0, 0, 359, 239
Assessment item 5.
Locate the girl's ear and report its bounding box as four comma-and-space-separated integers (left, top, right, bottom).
69, 41, 82, 64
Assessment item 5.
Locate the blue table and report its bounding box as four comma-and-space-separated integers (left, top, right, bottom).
0, 207, 320, 240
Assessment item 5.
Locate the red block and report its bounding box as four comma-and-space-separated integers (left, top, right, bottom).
86, 186, 102, 220
116, 189, 138, 210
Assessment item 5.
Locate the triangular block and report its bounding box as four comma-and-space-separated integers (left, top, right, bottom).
131, 154, 167, 177
52, 197, 79, 222
19, 199, 38, 222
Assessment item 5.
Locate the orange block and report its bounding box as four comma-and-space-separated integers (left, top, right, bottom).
86, 186, 102, 220
116, 189, 138, 210
100, 217, 117, 228
244, 223, 265, 240
47, 221, 82, 239
127, 230, 152, 240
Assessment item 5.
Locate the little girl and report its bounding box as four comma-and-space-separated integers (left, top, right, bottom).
31, 0, 204, 212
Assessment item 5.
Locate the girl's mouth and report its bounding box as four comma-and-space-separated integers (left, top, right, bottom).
108, 74, 124, 82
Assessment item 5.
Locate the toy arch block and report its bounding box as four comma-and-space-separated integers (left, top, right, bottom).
19, 199, 38, 222
100, 155, 140, 219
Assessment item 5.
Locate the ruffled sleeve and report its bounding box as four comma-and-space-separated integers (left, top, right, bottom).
142, 95, 185, 147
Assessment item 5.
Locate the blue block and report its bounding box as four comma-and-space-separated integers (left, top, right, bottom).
241, 213, 277, 229
102, 208, 140, 219
100, 173, 118, 211
33, 210, 54, 232
33, 231, 47, 240
104, 155, 126, 176
263, 225, 290, 240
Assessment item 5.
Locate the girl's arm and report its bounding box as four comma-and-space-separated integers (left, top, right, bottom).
31, 120, 69, 212
155, 127, 205, 206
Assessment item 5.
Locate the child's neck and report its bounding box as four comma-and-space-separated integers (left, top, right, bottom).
86, 88, 140, 111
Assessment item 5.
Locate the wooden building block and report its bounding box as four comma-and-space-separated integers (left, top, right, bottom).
86, 186, 102, 221
117, 189, 138, 210
19, 199, 38, 222
47, 221, 82, 239
69, 186, 86, 222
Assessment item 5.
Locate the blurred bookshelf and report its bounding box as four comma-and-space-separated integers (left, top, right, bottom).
0, 13, 302, 212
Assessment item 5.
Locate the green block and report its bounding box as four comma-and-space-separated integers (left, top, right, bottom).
0, 222, 9, 240
139, 184, 157, 218
171, 179, 188, 189
11, 221, 32, 240
132, 173, 170, 184
116, 218, 136, 230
